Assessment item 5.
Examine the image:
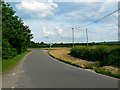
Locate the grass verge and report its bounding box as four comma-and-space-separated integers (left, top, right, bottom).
0, 60, 1, 73
48, 48, 120, 79
95, 67, 120, 78
2, 51, 30, 73
48, 49, 97, 69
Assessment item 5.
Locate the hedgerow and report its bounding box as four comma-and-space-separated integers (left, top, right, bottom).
70, 45, 120, 67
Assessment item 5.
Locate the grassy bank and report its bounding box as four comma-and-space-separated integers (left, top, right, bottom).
2, 51, 30, 73
95, 67, 120, 78
0, 60, 1, 73
48, 48, 120, 78
48, 48, 98, 69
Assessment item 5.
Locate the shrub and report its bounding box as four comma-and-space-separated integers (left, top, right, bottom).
2, 40, 17, 59
101, 48, 120, 67
70, 45, 120, 67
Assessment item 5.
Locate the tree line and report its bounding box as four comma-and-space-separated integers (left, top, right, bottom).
29, 41, 120, 48
2, 2, 33, 59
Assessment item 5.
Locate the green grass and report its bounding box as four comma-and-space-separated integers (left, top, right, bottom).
95, 67, 120, 78
0, 60, 2, 73
2, 51, 30, 73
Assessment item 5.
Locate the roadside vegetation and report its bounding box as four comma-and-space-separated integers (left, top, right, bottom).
0, 60, 1, 73
1, 2, 33, 73
2, 51, 30, 73
2, 2, 33, 60
48, 45, 120, 78
48, 48, 98, 68
70, 45, 120, 67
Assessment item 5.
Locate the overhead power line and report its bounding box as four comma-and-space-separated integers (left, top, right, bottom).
94, 8, 120, 23
70, 8, 120, 46
75, 8, 120, 29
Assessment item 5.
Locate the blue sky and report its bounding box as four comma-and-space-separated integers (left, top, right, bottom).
7, 0, 119, 43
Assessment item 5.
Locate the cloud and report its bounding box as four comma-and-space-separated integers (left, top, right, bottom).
16, 0, 58, 18
57, 2, 117, 26
15, 2, 118, 43
5, 0, 119, 2
55, 27, 70, 38
55, 27, 80, 39
72, 0, 119, 2
55, 27, 63, 35
43, 26, 54, 38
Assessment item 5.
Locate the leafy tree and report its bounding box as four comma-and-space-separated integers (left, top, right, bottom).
2, 2, 33, 59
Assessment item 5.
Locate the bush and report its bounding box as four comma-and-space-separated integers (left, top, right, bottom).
101, 48, 120, 67
2, 40, 17, 59
70, 45, 120, 67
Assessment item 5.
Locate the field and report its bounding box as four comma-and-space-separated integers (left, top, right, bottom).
48, 46, 120, 78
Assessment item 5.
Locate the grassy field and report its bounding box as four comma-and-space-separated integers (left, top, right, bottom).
48, 47, 120, 78
2, 51, 30, 73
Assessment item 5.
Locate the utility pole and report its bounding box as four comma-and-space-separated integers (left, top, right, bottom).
72, 28, 74, 47
50, 44, 52, 49
86, 28, 88, 46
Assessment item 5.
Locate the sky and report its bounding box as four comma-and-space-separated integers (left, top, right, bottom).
6, 0, 119, 43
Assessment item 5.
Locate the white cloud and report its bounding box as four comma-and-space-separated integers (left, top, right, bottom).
58, 2, 117, 26
55, 27, 70, 38
5, 0, 119, 2
43, 26, 54, 38
70, 0, 119, 2
16, 0, 58, 18
98, 1, 117, 14
55, 27, 80, 39
55, 27, 63, 35
48, 0, 53, 3
20, 2, 118, 43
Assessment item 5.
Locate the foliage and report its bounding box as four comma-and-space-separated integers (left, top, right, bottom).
2, 2, 33, 59
95, 67, 120, 78
70, 45, 120, 67
2, 39, 17, 59
29, 41, 49, 48
104, 48, 120, 67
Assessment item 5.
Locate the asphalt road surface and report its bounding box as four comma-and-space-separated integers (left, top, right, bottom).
2, 49, 119, 88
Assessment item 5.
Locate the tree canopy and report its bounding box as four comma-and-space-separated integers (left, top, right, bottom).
2, 2, 33, 59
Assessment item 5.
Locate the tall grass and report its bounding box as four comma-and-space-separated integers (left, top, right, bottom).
70, 45, 120, 67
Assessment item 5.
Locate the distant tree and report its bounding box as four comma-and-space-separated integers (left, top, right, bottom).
40, 42, 44, 45
61, 42, 63, 45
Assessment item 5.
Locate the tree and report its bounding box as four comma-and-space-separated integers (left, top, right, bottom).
2, 2, 33, 59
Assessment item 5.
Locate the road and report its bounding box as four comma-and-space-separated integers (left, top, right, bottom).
2, 49, 118, 88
